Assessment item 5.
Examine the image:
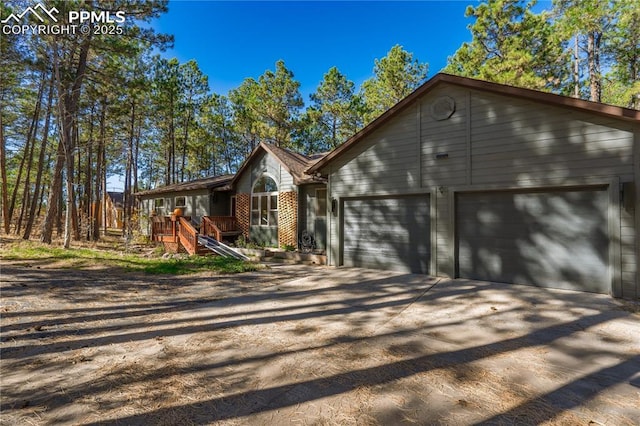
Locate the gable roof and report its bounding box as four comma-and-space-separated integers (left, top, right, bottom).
231, 141, 325, 186
134, 143, 324, 199
135, 174, 234, 197
107, 191, 124, 207
307, 73, 640, 174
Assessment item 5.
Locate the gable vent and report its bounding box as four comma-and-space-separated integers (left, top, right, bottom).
430, 96, 456, 121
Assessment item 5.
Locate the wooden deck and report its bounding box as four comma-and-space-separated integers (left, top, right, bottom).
151, 215, 242, 255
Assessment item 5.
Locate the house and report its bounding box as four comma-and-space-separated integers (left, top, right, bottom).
136, 73, 638, 299
90, 191, 124, 230
136, 142, 327, 252
230, 142, 327, 250
104, 192, 124, 229
136, 174, 235, 236
307, 73, 639, 299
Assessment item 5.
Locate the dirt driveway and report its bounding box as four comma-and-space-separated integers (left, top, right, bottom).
1, 262, 639, 425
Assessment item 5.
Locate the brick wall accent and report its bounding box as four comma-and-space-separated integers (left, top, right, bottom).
236, 193, 250, 238
278, 191, 298, 248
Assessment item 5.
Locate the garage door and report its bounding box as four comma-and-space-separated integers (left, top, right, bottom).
456, 187, 609, 293
343, 195, 430, 274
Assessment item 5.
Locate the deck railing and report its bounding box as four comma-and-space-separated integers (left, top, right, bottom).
151, 216, 173, 240
177, 216, 198, 255
202, 216, 239, 242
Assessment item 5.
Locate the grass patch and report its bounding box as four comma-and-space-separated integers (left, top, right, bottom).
139, 255, 257, 275
0, 240, 259, 275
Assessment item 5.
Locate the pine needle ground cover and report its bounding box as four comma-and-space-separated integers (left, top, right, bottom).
1, 261, 638, 425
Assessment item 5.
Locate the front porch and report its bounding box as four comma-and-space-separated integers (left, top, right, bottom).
151, 214, 242, 255
150, 214, 326, 265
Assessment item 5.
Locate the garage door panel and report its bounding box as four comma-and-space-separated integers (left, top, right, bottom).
343, 196, 430, 274
457, 188, 609, 293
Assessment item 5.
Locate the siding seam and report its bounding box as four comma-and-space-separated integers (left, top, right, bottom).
466, 91, 472, 185
635, 129, 640, 299
609, 177, 622, 297
417, 101, 422, 187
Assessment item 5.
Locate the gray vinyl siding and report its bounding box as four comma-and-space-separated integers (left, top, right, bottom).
435, 190, 452, 276
331, 106, 419, 195
325, 82, 638, 298
138, 189, 213, 225
236, 170, 252, 194
299, 184, 327, 250
236, 150, 297, 247
280, 169, 295, 192
621, 201, 637, 298
420, 86, 468, 187
469, 92, 634, 185
251, 151, 281, 188
237, 150, 296, 193
187, 190, 210, 223
210, 192, 231, 216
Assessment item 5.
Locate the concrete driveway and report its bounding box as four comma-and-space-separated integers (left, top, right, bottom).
1, 263, 639, 425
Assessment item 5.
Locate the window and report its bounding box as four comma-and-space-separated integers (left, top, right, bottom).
154, 198, 165, 214
251, 175, 278, 226
316, 189, 327, 217
253, 175, 278, 193
230, 196, 237, 217
175, 196, 186, 208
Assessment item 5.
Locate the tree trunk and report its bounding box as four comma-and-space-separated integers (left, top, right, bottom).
84, 103, 95, 240
93, 97, 106, 241
587, 31, 602, 102
17, 79, 45, 233
573, 36, 580, 99
170, 92, 176, 184
41, 140, 65, 243
0, 109, 9, 234
9, 79, 44, 225
56, 184, 63, 237
123, 99, 135, 237
23, 74, 54, 240
50, 34, 92, 248
180, 107, 192, 182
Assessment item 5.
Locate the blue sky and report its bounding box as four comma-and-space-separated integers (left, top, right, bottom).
112, 0, 555, 190
152, 1, 486, 100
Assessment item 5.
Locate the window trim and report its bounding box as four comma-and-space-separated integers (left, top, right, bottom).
174, 196, 186, 209
315, 188, 327, 217
154, 198, 166, 215
251, 174, 279, 227
230, 195, 237, 217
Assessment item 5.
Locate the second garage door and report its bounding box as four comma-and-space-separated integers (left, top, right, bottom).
343, 195, 430, 274
456, 187, 609, 293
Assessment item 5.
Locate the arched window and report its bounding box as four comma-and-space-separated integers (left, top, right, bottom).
253, 175, 278, 193
251, 175, 278, 227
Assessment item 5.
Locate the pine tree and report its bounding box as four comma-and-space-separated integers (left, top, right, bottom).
446, 0, 566, 92
361, 45, 428, 123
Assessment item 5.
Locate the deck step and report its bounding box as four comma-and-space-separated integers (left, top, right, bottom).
197, 235, 249, 260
